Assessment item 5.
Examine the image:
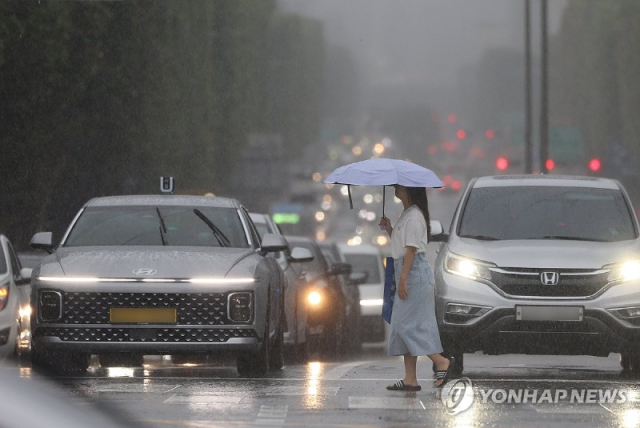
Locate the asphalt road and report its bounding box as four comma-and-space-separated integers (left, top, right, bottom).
5, 349, 639, 428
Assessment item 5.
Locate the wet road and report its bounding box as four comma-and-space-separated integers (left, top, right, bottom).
7, 349, 640, 428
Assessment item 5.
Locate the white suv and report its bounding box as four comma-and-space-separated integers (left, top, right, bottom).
433, 175, 640, 374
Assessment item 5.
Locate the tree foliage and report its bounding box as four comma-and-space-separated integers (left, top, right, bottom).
0, 1, 325, 248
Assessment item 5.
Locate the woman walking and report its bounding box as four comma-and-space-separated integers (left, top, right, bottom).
379, 184, 453, 390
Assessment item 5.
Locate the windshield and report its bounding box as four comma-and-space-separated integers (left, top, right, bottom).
458, 186, 637, 242
343, 253, 382, 283
64, 206, 249, 248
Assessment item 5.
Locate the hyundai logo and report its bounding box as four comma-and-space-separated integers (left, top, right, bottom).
540, 271, 560, 285
133, 268, 157, 276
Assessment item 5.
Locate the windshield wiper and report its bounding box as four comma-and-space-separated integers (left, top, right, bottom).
540, 235, 608, 242
193, 209, 231, 247
156, 207, 168, 246
459, 234, 499, 241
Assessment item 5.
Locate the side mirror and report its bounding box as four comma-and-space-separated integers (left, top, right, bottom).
348, 271, 368, 285
19, 267, 32, 285
430, 220, 449, 243
330, 262, 351, 276
30, 232, 54, 254
260, 233, 289, 255
289, 247, 314, 263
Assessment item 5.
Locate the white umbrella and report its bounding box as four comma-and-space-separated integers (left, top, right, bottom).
323, 158, 444, 216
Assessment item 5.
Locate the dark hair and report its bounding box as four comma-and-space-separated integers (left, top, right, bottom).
406, 187, 431, 241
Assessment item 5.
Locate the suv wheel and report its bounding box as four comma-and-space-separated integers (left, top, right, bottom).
268, 313, 285, 370
620, 354, 640, 374
237, 311, 271, 376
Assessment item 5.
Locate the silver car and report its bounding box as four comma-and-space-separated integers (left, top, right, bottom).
434, 175, 640, 374
29, 195, 288, 375
0, 235, 32, 360
249, 212, 314, 361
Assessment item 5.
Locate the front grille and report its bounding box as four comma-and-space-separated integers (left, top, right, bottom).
490, 267, 609, 297
35, 327, 257, 342
55, 292, 229, 325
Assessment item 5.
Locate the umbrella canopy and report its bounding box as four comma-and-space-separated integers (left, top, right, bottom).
323, 158, 444, 216
324, 158, 444, 188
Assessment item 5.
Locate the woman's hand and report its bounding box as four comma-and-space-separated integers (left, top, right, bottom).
397, 277, 408, 300
379, 216, 392, 236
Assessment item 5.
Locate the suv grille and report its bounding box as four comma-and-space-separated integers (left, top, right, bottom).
35, 327, 257, 342
55, 292, 229, 325
490, 267, 609, 297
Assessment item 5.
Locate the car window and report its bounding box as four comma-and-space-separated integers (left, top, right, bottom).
0, 242, 7, 275
343, 253, 382, 283
7, 241, 22, 278
64, 206, 250, 248
458, 186, 637, 242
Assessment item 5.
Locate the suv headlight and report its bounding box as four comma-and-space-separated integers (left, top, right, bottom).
607, 260, 640, 283
228, 292, 253, 323
444, 253, 493, 281
0, 284, 8, 311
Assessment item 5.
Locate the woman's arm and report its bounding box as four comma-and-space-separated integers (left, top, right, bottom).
397, 245, 417, 300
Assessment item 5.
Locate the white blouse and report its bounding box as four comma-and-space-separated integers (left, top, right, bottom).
391, 205, 429, 259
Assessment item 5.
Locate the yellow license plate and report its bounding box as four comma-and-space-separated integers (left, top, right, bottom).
110, 308, 177, 324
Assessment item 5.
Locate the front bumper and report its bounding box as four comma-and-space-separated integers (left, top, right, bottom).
32, 327, 260, 354
31, 282, 267, 356
436, 271, 640, 356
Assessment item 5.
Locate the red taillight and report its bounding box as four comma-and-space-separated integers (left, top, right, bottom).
451, 181, 461, 191
496, 157, 509, 171
546, 159, 555, 171
485, 129, 495, 139
456, 129, 467, 139
589, 158, 601, 172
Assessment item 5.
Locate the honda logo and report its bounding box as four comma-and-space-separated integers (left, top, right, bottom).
133, 268, 157, 276
540, 271, 560, 285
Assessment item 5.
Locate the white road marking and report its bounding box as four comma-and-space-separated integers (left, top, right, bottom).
164, 394, 244, 404
348, 396, 432, 410
255, 405, 287, 427
322, 361, 370, 380
266, 386, 340, 396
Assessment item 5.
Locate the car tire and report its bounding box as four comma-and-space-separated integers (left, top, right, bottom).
99, 353, 144, 368
620, 354, 640, 374
237, 305, 271, 376
268, 313, 285, 370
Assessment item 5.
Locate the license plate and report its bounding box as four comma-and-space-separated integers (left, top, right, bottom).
516, 306, 583, 321
110, 308, 177, 324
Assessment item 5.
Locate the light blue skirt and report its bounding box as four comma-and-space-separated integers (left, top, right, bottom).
387, 252, 443, 356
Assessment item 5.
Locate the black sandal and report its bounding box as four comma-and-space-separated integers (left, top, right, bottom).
386, 380, 421, 391
435, 357, 455, 388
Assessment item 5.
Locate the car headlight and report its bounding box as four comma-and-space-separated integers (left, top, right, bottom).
608, 260, 640, 283
228, 292, 253, 323
444, 252, 493, 281
0, 284, 8, 311
307, 290, 323, 306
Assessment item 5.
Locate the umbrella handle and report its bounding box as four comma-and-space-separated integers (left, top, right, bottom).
382, 186, 385, 218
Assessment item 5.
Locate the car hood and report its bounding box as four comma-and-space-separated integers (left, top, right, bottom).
449, 237, 640, 269
39, 247, 257, 278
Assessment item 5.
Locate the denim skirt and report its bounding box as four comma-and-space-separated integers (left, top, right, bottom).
387, 252, 443, 356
